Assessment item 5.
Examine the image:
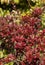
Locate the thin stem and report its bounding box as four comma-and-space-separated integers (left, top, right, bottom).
27, 0, 31, 8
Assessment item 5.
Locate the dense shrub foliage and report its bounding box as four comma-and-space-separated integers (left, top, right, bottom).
0, 7, 45, 65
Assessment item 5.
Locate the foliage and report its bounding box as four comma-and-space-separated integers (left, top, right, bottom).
0, 0, 45, 65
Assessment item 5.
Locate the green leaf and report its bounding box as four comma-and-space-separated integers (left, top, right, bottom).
0, 51, 3, 58
13, 0, 20, 4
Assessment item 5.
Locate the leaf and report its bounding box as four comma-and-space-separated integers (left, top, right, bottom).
13, 0, 20, 4
0, 51, 3, 58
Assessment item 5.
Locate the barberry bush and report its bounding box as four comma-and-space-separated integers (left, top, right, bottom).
0, 0, 45, 65
0, 6, 45, 65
